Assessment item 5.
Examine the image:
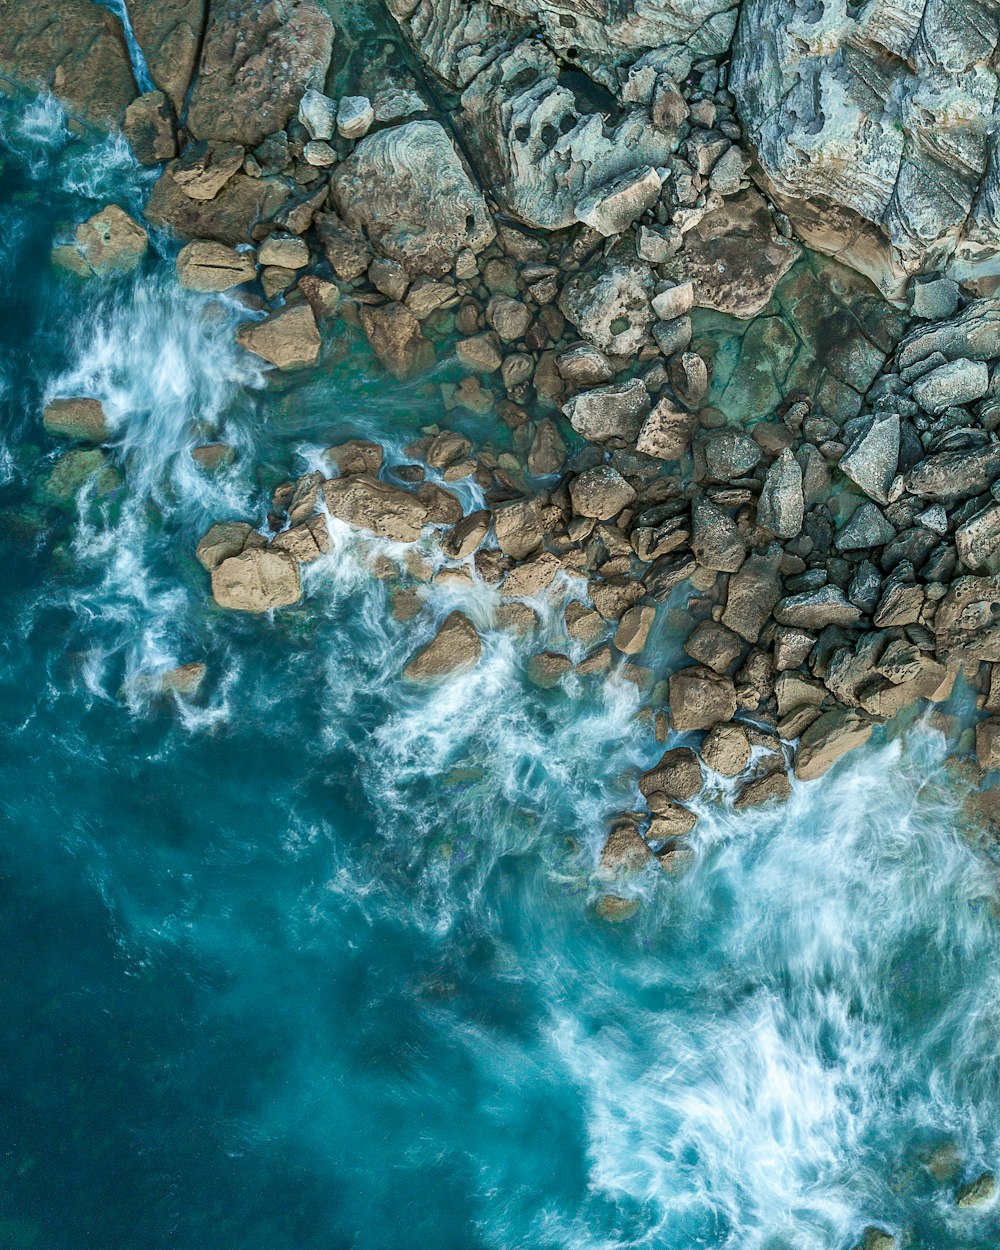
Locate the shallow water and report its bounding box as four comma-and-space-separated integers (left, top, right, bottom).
2, 101, 1000, 1250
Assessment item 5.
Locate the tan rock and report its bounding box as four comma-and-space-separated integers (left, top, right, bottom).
669, 666, 738, 732
177, 240, 256, 292
794, 708, 874, 781
614, 604, 655, 655
323, 475, 430, 543
211, 548, 301, 611
42, 398, 109, 444
359, 302, 434, 380
236, 304, 321, 370
195, 521, 266, 571
494, 500, 542, 559
404, 611, 482, 680
701, 722, 751, 776
75, 206, 148, 277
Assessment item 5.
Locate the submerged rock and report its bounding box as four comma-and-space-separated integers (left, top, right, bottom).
956, 1171, 997, 1208
42, 398, 109, 444
404, 611, 482, 680
61, 207, 148, 278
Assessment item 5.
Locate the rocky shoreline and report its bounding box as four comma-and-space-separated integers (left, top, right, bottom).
12, 0, 1000, 919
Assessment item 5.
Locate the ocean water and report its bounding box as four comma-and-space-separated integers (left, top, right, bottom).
2, 100, 1000, 1250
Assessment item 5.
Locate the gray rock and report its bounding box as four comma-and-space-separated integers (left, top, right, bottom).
701, 429, 762, 482
563, 378, 650, 445
911, 277, 959, 321
651, 281, 694, 321
298, 88, 337, 140
935, 575, 1000, 662
559, 260, 654, 356
557, 345, 614, 386
957, 503, 1000, 573
906, 446, 1000, 501
636, 399, 696, 461
774, 587, 863, 630
569, 466, 637, 520
575, 166, 662, 237
911, 358, 990, 414
330, 121, 495, 278
691, 497, 745, 573
757, 448, 803, 539
337, 95, 374, 140
722, 545, 783, 642
835, 502, 897, 552
839, 415, 899, 504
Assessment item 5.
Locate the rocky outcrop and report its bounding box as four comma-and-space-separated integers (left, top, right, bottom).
187, 0, 334, 148
0, 0, 136, 126
731, 0, 1000, 301
330, 121, 495, 277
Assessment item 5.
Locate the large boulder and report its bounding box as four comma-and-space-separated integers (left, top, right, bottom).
0, 0, 136, 126
559, 261, 654, 356
794, 707, 873, 781
404, 611, 482, 680
186, 0, 334, 148
236, 305, 321, 370
563, 378, 650, 446
322, 475, 432, 542
146, 167, 289, 245
58, 207, 148, 278
359, 303, 435, 380
330, 121, 495, 278
731, 0, 1000, 299
177, 240, 257, 292
125, 0, 204, 113
42, 398, 109, 444
669, 666, 738, 732
211, 548, 301, 611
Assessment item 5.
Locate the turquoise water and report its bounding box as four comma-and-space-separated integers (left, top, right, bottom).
2, 98, 1000, 1250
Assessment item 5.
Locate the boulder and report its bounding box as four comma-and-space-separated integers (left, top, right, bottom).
559, 261, 654, 357
691, 497, 745, 573
701, 429, 763, 481
839, 415, 899, 504
337, 95, 374, 140
40, 449, 120, 503
682, 191, 799, 318
323, 475, 431, 543
956, 1172, 997, 1208
614, 604, 655, 655
905, 446, 1000, 502
850, 1228, 894, 1250
157, 662, 207, 698
494, 500, 542, 559
935, 576, 1000, 663
325, 440, 384, 478
756, 448, 803, 539
359, 303, 435, 380
258, 233, 310, 270
146, 168, 289, 245
956, 504, 1000, 573
669, 666, 738, 732
270, 516, 330, 564
0, 0, 137, 126
600, 822, 654, 876
123, 91, 177, 165
575, 166, 662, 237
187, 0, 334, 148
331, 121, 495, 278
701, 722, 752, 776
911, 358, 990, 414
835, 502, 896, 553
684, 620, 744, 674
236, 305, 320, 370
443, 509, 491, 559
196, 521, 266, 572
42, 398, 109, 444
730, 0, 1000, 299
124, 0, 202, 112
722, 545, 783, 642
563, 378, 650, 445
640, 747, 703, 805
774, 587, 863, 630
595, 895, 641, 923
636, 399, 696, 462
527, 651, 572, 688
172, 140, 245, 201
794, 708, 873, 781
734, 768, 791, 809
211, 548, 301, 612
569, 466, 637, 520
177, 240, 257, 292
404, 611, 482, 680
299, 89, 337, 140
71, 207, 148, 277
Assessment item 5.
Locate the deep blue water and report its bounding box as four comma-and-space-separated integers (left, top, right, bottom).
2, 96, 1000, 1250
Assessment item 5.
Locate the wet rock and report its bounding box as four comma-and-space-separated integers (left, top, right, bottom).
669, 666, 738, 732
315, 211, 371, 281
911, 358, 989, 414
457, 334, 503, 374
72, 207, 148, 277
850, 1228, 894, 1250
594, 895, 640, 923
722, 546, 783, 642
575, 167, 662, 237
359, 303, 434, 380
701, 430, 762, 482
187, 0, 334, 149
299, 89, 337, 140
236, 304, 320, 370
757, 448, 803, 539
835, 502, 896, 553
405, 611, 482, 680
640, 400, 695, 465
614, 604, 655, 655
42, 398, 109, 444
774, 627, 816, 672
196, 522, 266, 572
774, 587, 863, 630
271, 516, 330, 564
840, 415, 899, 504
956, 1172, 997, 1208
191, 443, 235, 472
176, 240, 256, 292
323, 475, 431, 542
684, 620, 744, 674
691, 497, 745, 573
600, 821, 653, 876
494, 500, 543, 559
211, 548, 301, 612
563, 379, 650, 446
794, 708, 873, 781
325, 440, 383, 478
701, 722, 751, 776
173, 141, 245, 201
651, 281, 694, 322
558, 261, 654, 357
569, 466, 637, 521
556, 345, 614, 387
647, 803, 698, 840
157, 662, 207, 698
146, 168, 288, 245
683, 191, 799, 318
873, 566, 924, 628
640, 747, 703, 805
41, 449, 120, 503
123, 91, 177, 165
734, 768, 791, 809
527, 420, 566, 475
331, 121, 495, 278
527, 651, 572, 688
486, 295, 531, 342
442, 510, 491, 559
0, 0, 137, 126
